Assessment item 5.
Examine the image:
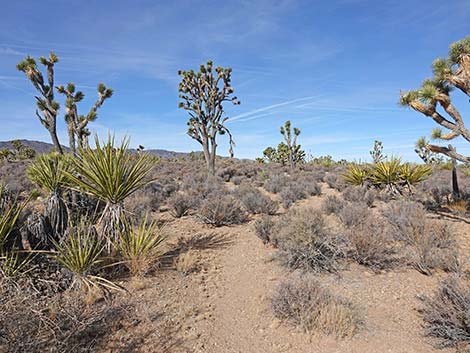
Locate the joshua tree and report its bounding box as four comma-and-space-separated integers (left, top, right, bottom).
56, 83, 113, 155
178, 60, 240, 176
280, 120, 302, 171
370, 140, 385, 164
17, 53, 63, 154
400, 37, 470, 163
415, 137, 443, 164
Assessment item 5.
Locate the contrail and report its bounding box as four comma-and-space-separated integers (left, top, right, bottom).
229, 95, 324, 123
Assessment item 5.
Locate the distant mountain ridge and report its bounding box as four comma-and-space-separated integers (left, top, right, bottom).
0, 139, 191, 158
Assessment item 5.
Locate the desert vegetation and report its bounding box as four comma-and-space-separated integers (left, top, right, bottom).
1, 36, 470, 353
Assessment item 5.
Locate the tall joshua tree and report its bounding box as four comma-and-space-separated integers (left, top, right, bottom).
17, 53, 63, 154
178, 60, 240, 176
400, 37, 470, 162
56, 82, 113, 155
280, 120, 301, 171
400, 37, 470, 198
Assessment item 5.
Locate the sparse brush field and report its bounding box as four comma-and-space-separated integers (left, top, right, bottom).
3, 36, 470, 353
1, 151, 470, 353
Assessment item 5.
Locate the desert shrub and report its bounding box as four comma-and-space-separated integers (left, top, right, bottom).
271, 274, 360, 337
279, 180, 319, 208
342, 186, 375, 207
235, 185, 278, 215
383, 201, 460, 274
168, 193, 195, 218
197, 193, 248, 226
231, 175, 245, 185
419, 276, 470, 349
410, 221, 460, 275
382, 201, 426, 243
346, 215, 395, 270
264, 173, 289, 194
324, 172, 348, 191
253, 215, 276, 245
300, 180, 322, 196
337, 202, 370, 227
0, 278, 128, 353
321, 195, 344, 215
274, 208, 346, 273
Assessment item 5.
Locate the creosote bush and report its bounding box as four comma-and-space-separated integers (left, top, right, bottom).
338, 202, 369, 227
383, 201, 459, 274
235, 185, 278, 215
271, 274, 361, 337
168, 192, 195, 218
253, 215, 275, 245
321, 195, 344, 215
197, 193, 248, 226
419, 276, 470, 350
274, 208, 346, 273
346, 215, 395, 270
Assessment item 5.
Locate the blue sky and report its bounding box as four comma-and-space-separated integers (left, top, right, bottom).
1, 0, 470, 161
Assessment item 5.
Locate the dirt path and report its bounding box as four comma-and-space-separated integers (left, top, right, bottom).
189, 192, 456, 353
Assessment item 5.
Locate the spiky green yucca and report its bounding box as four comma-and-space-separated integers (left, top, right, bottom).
67, 135, 156, 250
0, 250, 34, 278
115, 215, 165, 277
53, 224, 120, 292
27, 153, 72, 239
343, 164, 367, 186
369, 158, 403, 189
27, 152, 72, 192
400, 163, 432, 186
0, 184, 28, 251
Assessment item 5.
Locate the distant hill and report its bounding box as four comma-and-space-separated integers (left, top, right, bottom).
0, 140, 66, 154
0, 140, 192, 158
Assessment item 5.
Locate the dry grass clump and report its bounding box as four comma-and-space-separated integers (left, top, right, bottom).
383, 201, 460, 274
271, 274, 361, 337
174, 249, 200, 275
235, 185, 278, 215
0, 278, 128, 353
197, 193, 248, 226
419, 276, 470, 350
274, 208, 346, 273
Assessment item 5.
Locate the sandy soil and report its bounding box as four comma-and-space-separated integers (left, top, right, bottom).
101, 184, 467, 353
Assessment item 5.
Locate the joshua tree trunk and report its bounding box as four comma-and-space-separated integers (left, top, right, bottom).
49, 128, 64, 154
452, 159, 460, 199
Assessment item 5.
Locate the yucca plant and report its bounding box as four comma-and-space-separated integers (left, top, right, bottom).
115, 215, 165, 277
369, 158, 403, 192
0, 250, 34, 278
27, 152, 72, 240
66, 135, 156, 251
342, 164, 368, 186
52, 223, 120, 292
400, 163, 432, 188
0, 185, 28, 251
